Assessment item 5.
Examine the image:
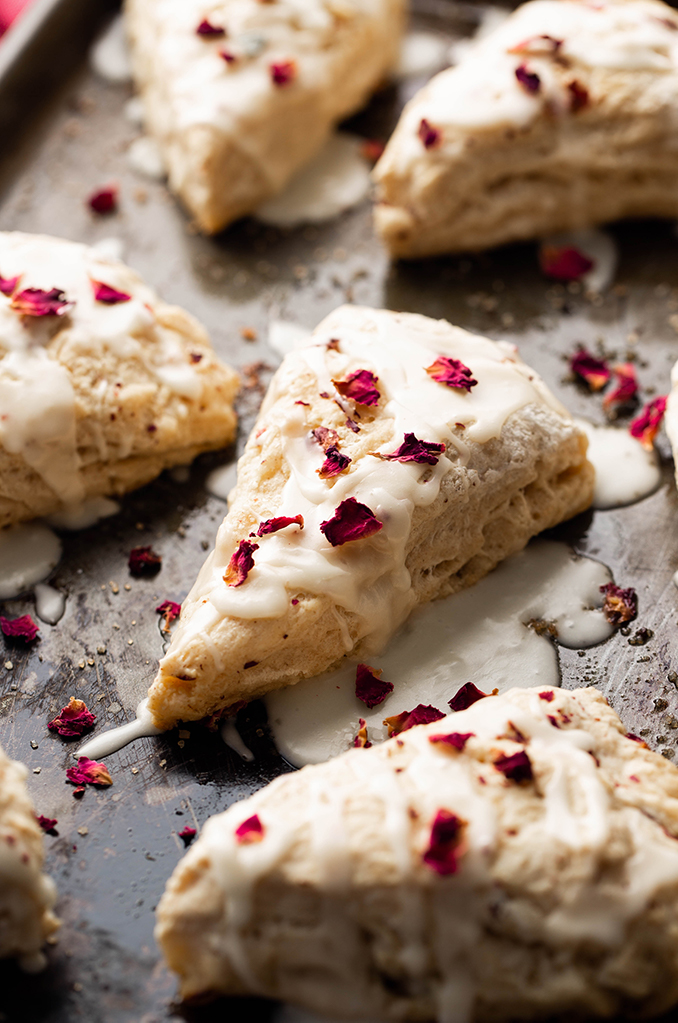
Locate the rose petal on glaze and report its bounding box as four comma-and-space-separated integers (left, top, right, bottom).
355, 664, 394, 708
0, 615, 39, 642
10, 288, 72, 317
156, 600, 181, 630
539, 244, 593, 281
91, 280, 131, 304
270, 60, 296, 86
570, 349, 610, 391
428, 732, 474, 751
448, 682, 489, 712
319, 498, 382, 547
318, 446, 351, 479
384, 704, 445, 737
257, 515, 304, 536
353, 718, 372, 748
425, 356, 477, 392
603, 363, 638, 413
66, 757, 112, 787
494, 750, 533, 782
333, 369, 380, 407
423, 809, 464, 875
418, 118, 441, 149
380, 432, 446, 465
515, 63, 541, 93
48, 697, 96, 738
600, 582, 637, 625
224, 539, 258, 586
196, 18, 225, 37
0, 275, 20, 296
235, 814, 264, 844
629, 396, 667, 450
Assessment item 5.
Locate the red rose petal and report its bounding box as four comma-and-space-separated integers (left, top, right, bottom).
539, 244, 593, 281
88, 185, 118, 215
355, 663, 393, 709
318, 445, 351, 479
508, 34, 562, 54
0, 615, 39, 642
629, 396, 667, 451
600, 582, 637, 625
220, 49, 237, 63
156, 600, 181, 631
270, 60, 296, 86
333, 369, 380, 407
426, 356, 477, 392
381, 432, 446, 466
66, 757, 112, 787
0, 275, 20, 296
10, 287, 72, 317
448, 682, 489, 712
312, 426, 340, 451
320, 497, 382, 547
515, 63, 541, 93
92, 280, 131, 304
257, 515, 304, 536
36, 815, 58, 834
235, 814, 264, 844
128, 546, 162, 577
384, 704, 445, 737
48, 697, 96, 738
196, 18, 225, 36
570, 349, 610, 391
418, 118, 441, 149
567, 79, 589, 112
178, 825, 197, 846
538, 691, 555, 702
428, 731, 474, 751
603, 363, 638, 413
353, 717, 372, 748
494, 750, 533, 783
423, 809, 464, 875
224, 539, 258, 586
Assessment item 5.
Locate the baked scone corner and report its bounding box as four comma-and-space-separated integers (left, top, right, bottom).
145, 305, 593, 730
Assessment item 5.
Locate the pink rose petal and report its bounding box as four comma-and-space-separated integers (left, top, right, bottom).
11, 287, 72, 317
448, 682, 489, 712
0, 275, 20, 296
603, 363, 638, 413
428, 731, 474, 751
92, 280, 131, 304
196, 18, 225, 37
353, 717, 372, 748
128, 546, 162, 576
381, 433, 446, 466
88, 185, 118, 215
318, 445, 351, 479
494, 750, 533, 783
630, 396, 667, 450
333, 369, 380, 407
570, 350, 610, 391
384, 704, 445, 737
235, 814, 264, 844
319, 497, 382, 547
418, 118, 441, 149
426, 357, 477, 392
36, 815, 58, 834
515, 63, 541, 93
270, 60, 296, 86
539, 244, 593, 281
0, 615, 39, 642
355, 663, 393, 709
224, 539, 258, 586
66, 757, 112, 787
179, 825, 197, 846
423, 809, 464, 875
257, 515, 304, 536
48, 697, 96, 738
600, 582, 637, 625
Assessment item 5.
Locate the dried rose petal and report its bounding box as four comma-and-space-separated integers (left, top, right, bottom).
320, 498, 382, 547
48, 697, 96, 738
568, 79, 589, 112
91, 280, 131, 304
630, 396, 667, 451
88, 185, 118, 215
66, 757, 112, 787
224, 539, 258, 586
448, 682, 488, 712
36, 815, 58, 834
600, 582, 637, 625
353, 717, 372, 748
156, 600, 181, 631
418, 118, 441, 149
220, 50, 237, 64
235, 814, 264, 844
384, 704, 445, 737
0, 275, 20, 296
539, 244, 593, 281
11, 287, 72, 317
312, 426, 340, 451
360, 139, 385, 162
257, 515, 304, 536
626, 732, 647, 745
355, 663, 393, 709
494, 750, 533, 783
270, 60, 296, 86
515, 63, 541, 93
196, 18, 225, 36
603, 363, 638, 413
428, 732, 474, 751
381, 433, 446, 466
426, 356, 477, 392
538, 690, 555, 702
333, 369, 380, 407
318, 445, 351, 479
128, 546, 162, 576
508, 34, 562, 54
423, 809, 463, 875
570, 349, 610, 391
0, 615, 39, 642
179, 825, 197, 846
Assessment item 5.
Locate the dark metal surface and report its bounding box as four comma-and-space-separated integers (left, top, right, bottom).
0, 1, 678, 1020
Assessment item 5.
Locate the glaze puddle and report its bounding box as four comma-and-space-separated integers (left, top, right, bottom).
47, 496, 120, 531
0, 524, 61, 600
34, 584, 66, 626
266, 540, 614, 767
205, 462, 238, 502
578, 420, 661, 509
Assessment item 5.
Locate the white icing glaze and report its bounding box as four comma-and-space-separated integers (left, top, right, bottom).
46, 496, 120, 531
578, 420, 661, 509
268, 320, 311, 359
0, 523, 61, 600
124, 96, 146, 128
178, 307, 572, 662
664, 357, 678, 490
266, 539, 613, 766
91, 237, 126, 263
255, 133, 371, 226
545, 228, 618, 293
127, 136, 167, 181
90, 13, 133, 84
205, 461, 238, 502
34, 583, 66, 626
221, 718, 254, 761
396, 31, 450, 79
78, 698, 161, 761
0, 232, 204, 505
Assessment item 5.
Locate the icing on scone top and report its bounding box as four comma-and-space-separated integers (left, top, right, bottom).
177, 307, 572, 656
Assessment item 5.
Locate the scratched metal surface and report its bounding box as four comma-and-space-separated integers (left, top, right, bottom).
0, 0, 678, 1020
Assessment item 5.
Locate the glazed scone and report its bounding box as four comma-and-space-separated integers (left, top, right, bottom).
125, 0, 406, 233
0, 232, 238, 527
374, 0, 678, 258
156, 685, 678, 1019
0, 742, 59, 968
146, 305, 593, 729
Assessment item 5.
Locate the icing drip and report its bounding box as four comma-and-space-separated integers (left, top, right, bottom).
77, 699, 161, 760
266, 540, 614, 766
0, 523, 61, 599
205, 462, 238, 502
179, 308, 571, 663
46, 497, 120, 531
90, 13, 132, 84
127, 136, 167, 181
268, 320, 311, 360
34, 583, 66, 626
221, 718, 255, 761
578, 420, 661, 509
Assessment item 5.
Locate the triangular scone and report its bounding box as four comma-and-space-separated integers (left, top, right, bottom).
0, 742, 59, 969
157, 686, 678, 1018
0, 232, 238, 526
374, 0, 678, 258
125, 0, 406, 234
146, 305, 593, 729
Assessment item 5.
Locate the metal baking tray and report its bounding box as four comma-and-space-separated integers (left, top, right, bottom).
1, 0, 678, 1019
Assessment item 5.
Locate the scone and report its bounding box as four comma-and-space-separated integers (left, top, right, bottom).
156, 685, 678, 1020
373, 0, 678, 258
0, 742, 59, 969
146, 305, 593, 729
125, 0, 406, 233
0, 232, 238, 527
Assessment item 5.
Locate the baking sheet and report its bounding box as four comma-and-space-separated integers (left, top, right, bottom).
1, 1, 678, 1019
